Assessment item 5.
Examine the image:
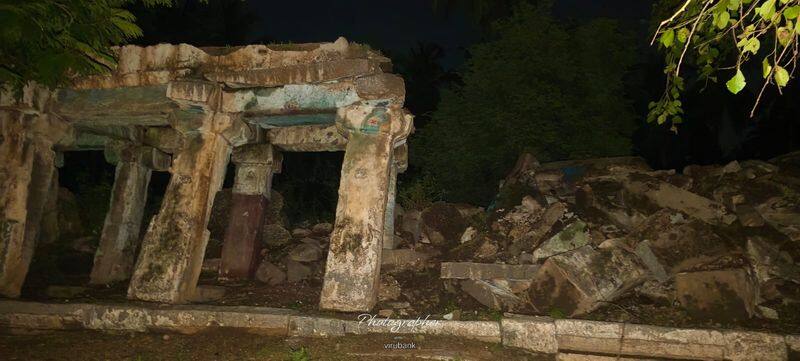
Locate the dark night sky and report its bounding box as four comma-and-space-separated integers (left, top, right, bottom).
247, 0, 655, 67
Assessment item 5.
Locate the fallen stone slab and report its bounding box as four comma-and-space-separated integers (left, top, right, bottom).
440, 262, 539, 280
625, 179, 734, 225
529, 246, 647, 317
620, 324, 725, 360
460, 280, 522, 310
555, 319, 623, 355
675, 268, 758, 323
532, 220, 589, 262
501, 315, 557, 354
556, 353, 657, 361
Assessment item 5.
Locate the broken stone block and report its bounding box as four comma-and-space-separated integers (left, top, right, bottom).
399, 209, 422, 243
381, 248, 436, 269
746, 236, 800, 301
440, 262, 539, 280
474, 240, 499, 259
532, 220, 589, 262
188, 285, 226, 303
632, 210, 740, 275
756, 197, 800, 241
286, 260, 311, 283
288, 243, 324, 263
461, 279, 522, 310
460, 226, 478, 244
45, 286, 88, 299
633, 240, 668, 283
255, 260, 285, 286
262, 224, 292, 248
529, 246, 647, 316
674, 268, 757, 323
291, 228, 311, 238
625, 179, 734, 225
736, 204, 765, 227
311, 222, 333, 236
378, 275, 401, 302
420, 202, 468, 247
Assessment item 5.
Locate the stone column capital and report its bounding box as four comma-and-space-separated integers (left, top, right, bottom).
335, 103, 414, 142
104, 140, 171, 171
231, 144, 280, 196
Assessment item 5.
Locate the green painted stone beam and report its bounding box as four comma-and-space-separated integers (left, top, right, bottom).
55, 85, 175, 127
245, 113, 336, 128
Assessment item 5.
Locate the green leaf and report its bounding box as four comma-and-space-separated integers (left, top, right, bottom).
726, 69, 746, 94
716, 11, 731, 29
744, 37, 760, 54
785, 6, 800, 19
777, 27, 791, 47
774, 66, 790, 87
756, 0, 776, 20
728, 0, 741, 10
677, 27, 690, 43
660, 29, 675, 48
762, 58, 772, 78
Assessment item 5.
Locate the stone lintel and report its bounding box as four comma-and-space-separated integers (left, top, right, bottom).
204, 59, 385, 88
267, 124, 347, 152
55, 86, 174, 127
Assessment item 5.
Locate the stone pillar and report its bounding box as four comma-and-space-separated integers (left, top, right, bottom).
218, 144, 280, 280
127, 103, 253, 303
382, 145, 408, 250
320, 104, 413, 312
89, 143, 171, 285
0, 112, 70, 298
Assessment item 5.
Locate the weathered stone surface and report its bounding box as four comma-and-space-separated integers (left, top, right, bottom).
440, 262, 539, 280
288, 243, 324, 262
381, 248, 436, 268
128, 127, 232, 303
0, 114, 62, 298
420, 202, 468, 247
286, 260, 312, 283
90, 160, 152, 285
461, 280, 522, 310
529, 246, 647, 316
723, 330, 787, 361
311, 222, 333, 236
747, 236, 800, 301
620, 324, 725, 360
219, 194, 268, 280
378, 274, 401, 302
262, 224, 292, 248
625, 179, 734, 225
320, 106, 412, 312
254, 260, 285, 286
675, 269, 758, 323
501, 315, 557, 354
532, 220, 589, 262
555, 319, 623, 355
757, 197, 800, 241
187, 285, 226, 303
267, 125, 347, 152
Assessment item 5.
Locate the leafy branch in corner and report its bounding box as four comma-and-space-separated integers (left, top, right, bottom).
649, 0, 800, 131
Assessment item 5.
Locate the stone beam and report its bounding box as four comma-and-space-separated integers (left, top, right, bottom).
0, 112, 71, 298
89, 142, 171, 285
267, 124, 347, 152
219, 144, 280, 280
54, 86, 175, 127
319, 103, 413, 312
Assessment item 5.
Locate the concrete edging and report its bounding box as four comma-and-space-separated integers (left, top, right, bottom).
0, 301, 797, 360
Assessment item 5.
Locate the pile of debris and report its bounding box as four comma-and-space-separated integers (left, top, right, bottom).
398, 153, 800, 323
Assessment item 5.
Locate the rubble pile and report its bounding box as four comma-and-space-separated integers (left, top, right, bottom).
413, 153, 800, 322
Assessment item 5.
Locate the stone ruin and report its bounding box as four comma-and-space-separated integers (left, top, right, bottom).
0, 37, 413, 312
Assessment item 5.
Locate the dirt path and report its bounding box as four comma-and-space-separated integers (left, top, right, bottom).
0, 329, 551, 361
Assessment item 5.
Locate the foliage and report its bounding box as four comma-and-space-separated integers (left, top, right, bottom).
650, 0, 800, 128
398, 174, 445, 210
413, 2, 637, 204
287, 347, 310, 361
0, 0, 187, 90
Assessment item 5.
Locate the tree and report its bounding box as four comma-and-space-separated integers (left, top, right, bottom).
412, 3, 637, 204
0, 0, 187, 91
650, 0, 800, 129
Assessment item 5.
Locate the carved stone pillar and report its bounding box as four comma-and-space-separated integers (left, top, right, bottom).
0, 111, 71, 298
127, 82, 255, 303
89, 142, 171, 285
320, 103, 413, 312
218, 144, 280, 280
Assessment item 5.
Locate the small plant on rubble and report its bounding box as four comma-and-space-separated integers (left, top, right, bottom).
0, 0, 202, 91
649, 0, 800, 131
287, 347, 311, 361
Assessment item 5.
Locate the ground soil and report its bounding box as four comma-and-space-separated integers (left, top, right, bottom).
0, 329, 550, 361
